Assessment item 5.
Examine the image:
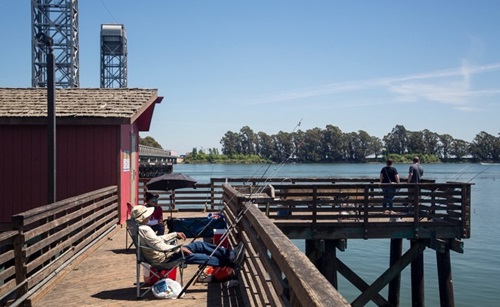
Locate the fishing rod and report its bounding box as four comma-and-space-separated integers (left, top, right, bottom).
178, 164, 298, 299
176, 194, 260, 298
187, 119, 303, 242
467, 164, 493, 183
452, 164, 472, 181
177, 119, 303, 298
187, 163, 274, 243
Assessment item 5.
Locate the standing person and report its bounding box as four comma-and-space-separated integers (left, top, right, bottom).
406, 156, 424, 209
379, 159, 400, 212
408, 156, 424, 183
144, 192, 165, 235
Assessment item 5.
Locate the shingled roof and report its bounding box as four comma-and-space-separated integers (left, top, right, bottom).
0, 88, 162, 126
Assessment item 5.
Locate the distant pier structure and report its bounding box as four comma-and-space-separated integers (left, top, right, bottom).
100, 24, 128, 88
138, 145, 178, 178
32, 0, 80, 88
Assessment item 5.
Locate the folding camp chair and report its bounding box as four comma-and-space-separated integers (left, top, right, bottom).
126, 219, 186, 298
125, 203, 135, 249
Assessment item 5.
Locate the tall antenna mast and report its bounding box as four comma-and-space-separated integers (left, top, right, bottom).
32, 0, 80, 88
100, 24, 128, 88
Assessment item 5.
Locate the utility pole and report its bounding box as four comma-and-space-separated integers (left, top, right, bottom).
36, 33, 56, 204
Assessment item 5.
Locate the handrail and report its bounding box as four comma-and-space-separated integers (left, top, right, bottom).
222, 184, 350, 307
263, 182, 471, 240
139, 177, 471, 240
0, 186, 119, 306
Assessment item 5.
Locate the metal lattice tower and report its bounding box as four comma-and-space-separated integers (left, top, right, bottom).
32, 0, 79, 88
100, 24, 127, 88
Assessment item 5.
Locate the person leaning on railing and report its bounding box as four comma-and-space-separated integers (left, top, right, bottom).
131, 205, 242, 267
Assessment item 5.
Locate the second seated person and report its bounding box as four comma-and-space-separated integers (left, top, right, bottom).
144, 192, 165, 235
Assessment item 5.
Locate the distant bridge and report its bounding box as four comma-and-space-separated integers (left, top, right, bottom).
139, 145, 177, 177
139, 144, 177, 164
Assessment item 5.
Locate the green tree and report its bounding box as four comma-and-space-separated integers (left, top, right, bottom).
220, 131, 240, 156
256, 131, 275, 160
449, 139, 469, 160
383, 125, 408, 155
302, 128, 323, 162
438, 134, 454, 160
470, 131, 500, 161
370, 136, 384, 159
407, 131, 425, 154
357, 130, 373, 161
139, 136, 162, 148
422, 129, 440, 156
239, 126, 257, 155
274, 131, 294, 162
322, 125, 344, 162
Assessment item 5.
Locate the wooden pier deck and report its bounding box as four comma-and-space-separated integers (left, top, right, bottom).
2, 178, 471, 306
34, 212, 244, 307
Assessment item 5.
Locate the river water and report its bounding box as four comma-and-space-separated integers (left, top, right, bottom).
175, 162, 500, 306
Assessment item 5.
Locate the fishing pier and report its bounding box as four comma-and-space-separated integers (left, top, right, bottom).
0, 177, 471, 306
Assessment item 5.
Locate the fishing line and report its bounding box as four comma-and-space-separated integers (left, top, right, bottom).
452, 165, 472, 181
177, 119, 303, 297
99, 0, 119, 24
190, 119, 303, 241
190, 162, 273, 243
194, 117, 302, 242
467, 165, 493, 183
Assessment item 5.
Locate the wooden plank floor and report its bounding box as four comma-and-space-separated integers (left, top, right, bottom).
35, 212, 245, 307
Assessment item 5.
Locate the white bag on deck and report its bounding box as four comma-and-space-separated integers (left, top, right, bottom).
151, 278, 182, 299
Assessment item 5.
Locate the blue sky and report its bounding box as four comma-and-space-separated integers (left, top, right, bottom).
1, 1, 499, 155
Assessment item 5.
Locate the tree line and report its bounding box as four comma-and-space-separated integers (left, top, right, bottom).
213, 124, 500, 163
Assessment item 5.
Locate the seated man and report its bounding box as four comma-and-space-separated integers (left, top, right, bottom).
131, 205, 239, 267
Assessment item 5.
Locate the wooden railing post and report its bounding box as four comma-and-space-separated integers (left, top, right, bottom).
312, 186, 317, 226
210, 178, 215, 210
462, 184, 471, 238
12, 215, 28, 299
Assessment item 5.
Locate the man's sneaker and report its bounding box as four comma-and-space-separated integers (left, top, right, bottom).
197, 272, 213, 283
230, 242, 245, 266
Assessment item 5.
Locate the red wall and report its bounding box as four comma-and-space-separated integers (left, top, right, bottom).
0, 124, 120, 227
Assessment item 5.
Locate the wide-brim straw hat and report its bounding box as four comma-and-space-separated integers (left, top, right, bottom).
131, 205, 155, 223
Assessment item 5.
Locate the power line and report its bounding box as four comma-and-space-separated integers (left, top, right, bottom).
100, 0, 119, 24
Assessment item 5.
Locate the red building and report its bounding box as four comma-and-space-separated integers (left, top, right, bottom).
0, 88, 163, 229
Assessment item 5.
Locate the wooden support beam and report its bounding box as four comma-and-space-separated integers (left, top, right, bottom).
324, 240, 338, 289
305, 239, 339, 289
411, 240, 425, 307
428, 237, 446, 253
450, 239, 463, 254
336, 239, 347, 252
388, 239, 403, 306
436, 248, 455, 307
351, 241, 426, 307
336, 258, 389, 306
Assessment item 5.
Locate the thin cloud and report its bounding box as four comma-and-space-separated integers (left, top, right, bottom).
250, 62, 500, 106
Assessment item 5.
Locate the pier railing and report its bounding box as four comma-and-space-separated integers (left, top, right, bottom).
140, 177, 471, 240
0, 186, 119, 306
220, 179, 471, 306
222, 183, 350, 307
253, 182, 471, 240
140, 177, 381, 211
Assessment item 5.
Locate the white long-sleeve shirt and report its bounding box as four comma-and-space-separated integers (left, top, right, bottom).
138, 224, 178, 263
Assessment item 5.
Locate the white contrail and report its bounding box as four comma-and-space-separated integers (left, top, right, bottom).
252, 62, 500, 105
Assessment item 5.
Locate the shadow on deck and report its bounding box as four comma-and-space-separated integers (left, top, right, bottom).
35, 214, 245, 307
